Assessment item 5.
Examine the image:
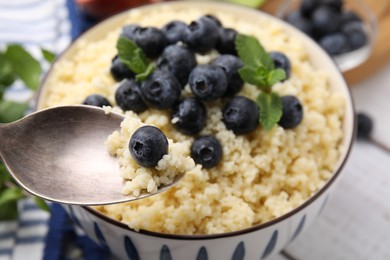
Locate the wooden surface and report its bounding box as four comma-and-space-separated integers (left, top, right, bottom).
261, 0, 390, 86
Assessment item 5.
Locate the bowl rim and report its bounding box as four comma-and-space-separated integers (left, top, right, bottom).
37, 0, 356, 240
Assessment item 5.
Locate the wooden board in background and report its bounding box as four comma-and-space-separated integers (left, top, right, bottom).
260, 0, 390, 86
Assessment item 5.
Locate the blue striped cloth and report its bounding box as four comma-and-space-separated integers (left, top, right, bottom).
0, 1, 108, 259
0, 200, 49, 260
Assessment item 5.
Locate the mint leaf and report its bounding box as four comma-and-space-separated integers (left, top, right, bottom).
267, 69, 286, 87
4, 45, 42, 90
257, 92, 282, 130
235, 34, 262, 68
135, 63, 155, 82
0, 100, 28, 123
235, 34, 274, 70
34, 197, 50, 212
239, 66, 268, 89
116, 37, 153, 78
41, 48, 56, 63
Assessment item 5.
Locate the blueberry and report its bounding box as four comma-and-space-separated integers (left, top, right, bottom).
269, 51, 291, 80
300, 0, 320, 17
115, 79, 147, 113
121, 24, 141, 40
321, 0, 343, 11
285, 11, 304, 24
342, 21, 367, 50
172, 97, 207, 135
129, 126, 168, 168
134, 27, 168, 58
357, 112, 373, 139
319, 33, 349, 55
185, 16, 219, 53
189, 65, 227, 101
203, 14, 223, 27
157, 45, 197, 87
278, 95, 303, 129
211, 55, 244, 97
312, 6, 341, 36
191, 136, 222, 168
285, 11, 314, 37
162, 20, 188, 45
110, 55, 135, 82
83, 94, 111, 107
222, 96, 259, 135
140, 70, 181, 109
216, 28, 238, 55
340, 11, 361, 24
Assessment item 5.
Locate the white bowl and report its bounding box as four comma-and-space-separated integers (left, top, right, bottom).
37, 1, 355, 259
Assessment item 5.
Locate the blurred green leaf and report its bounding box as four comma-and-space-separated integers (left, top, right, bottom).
0, 187, 23, 220
41, 48, 56, 63
0, 187, 23, 206
0, 164, 12, 188
0, 52, 16, 87
0, 85, 6, 100
34, 197, 50, 212
0, 199, 18, 220
227, 0, 265, 7
0, 100, 28, 123
4, 45, 41, 90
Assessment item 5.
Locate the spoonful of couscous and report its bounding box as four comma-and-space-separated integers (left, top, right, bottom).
0, 105, 185, 205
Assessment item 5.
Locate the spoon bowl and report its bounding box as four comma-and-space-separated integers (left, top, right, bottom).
0, 105, 182, 205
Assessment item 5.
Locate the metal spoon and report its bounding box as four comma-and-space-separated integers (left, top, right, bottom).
0, 105, 183, 205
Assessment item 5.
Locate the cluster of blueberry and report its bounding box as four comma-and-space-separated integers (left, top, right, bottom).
83, 15, 302, 169
285, 0, 367, 55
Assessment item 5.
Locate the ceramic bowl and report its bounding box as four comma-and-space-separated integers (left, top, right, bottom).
37, 1, 355, 259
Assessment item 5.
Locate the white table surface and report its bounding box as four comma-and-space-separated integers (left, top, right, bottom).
269, 64, 390, 260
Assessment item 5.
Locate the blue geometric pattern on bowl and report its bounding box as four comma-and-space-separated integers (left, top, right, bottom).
261, 230, 278, 259
93, 222, 111, 253
68, 206, 82, 228
232, 241, 245, 260
124, 236, 140, 260
196, 246, 208, 260
290, 215, 306, 242
160, 245, 172, 260
318, 195, 330, 216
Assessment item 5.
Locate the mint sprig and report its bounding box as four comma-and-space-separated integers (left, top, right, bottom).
235, 34, 286, 130
116, 37, 155, 81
